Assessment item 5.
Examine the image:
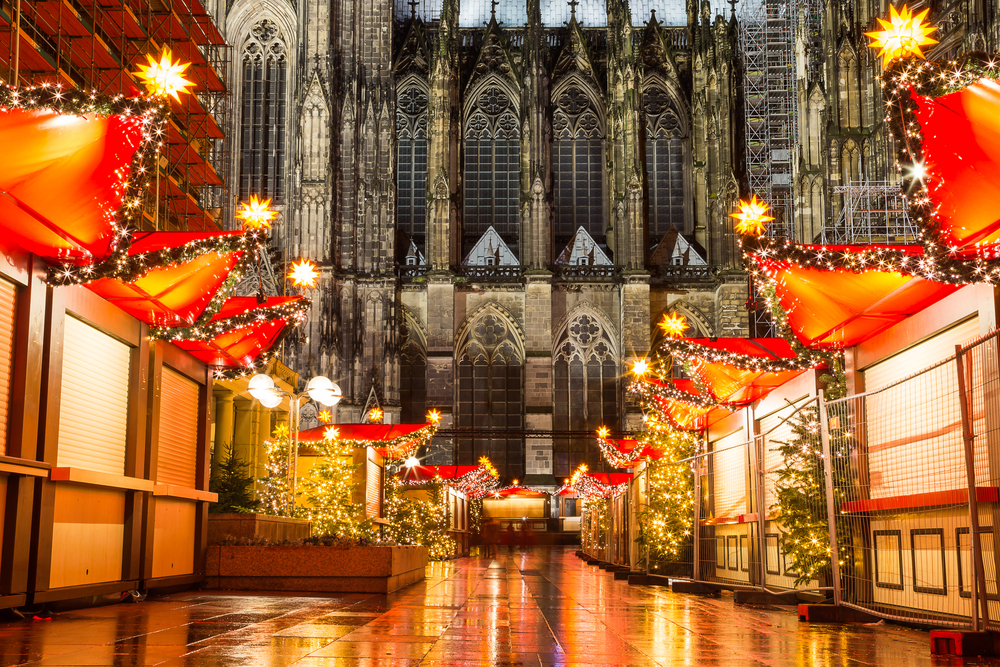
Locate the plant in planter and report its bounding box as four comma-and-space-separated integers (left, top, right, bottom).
209, 444, 258, 514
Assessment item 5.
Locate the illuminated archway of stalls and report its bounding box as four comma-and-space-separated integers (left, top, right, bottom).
0, 88, 165, 264
60, 230, 262, 328
597, 436, 664, 469
662, 337, 822, 406
556, 471, 631, 499
632, 377, 733, 431
297, 422, 438, 462
394, 460, 500, 497
747, 242, 961, 348
161, 296, 309, 376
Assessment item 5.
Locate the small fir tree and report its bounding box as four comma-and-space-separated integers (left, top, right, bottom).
635, 428, 699, 570
209, 444, 258, 514
257, 424, 293, 516
382, 476, 456, 560
296, 438, 371, 537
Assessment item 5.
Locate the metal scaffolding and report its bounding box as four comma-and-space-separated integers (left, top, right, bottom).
820, 180, 918, 244
0, 0, 232, 233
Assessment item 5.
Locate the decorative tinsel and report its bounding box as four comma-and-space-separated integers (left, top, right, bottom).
660, 336, 827, 374
324, 422, 438, 462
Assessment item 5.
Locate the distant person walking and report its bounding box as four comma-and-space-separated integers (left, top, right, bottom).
482, 519, 499, 558
506, 522, 516, 553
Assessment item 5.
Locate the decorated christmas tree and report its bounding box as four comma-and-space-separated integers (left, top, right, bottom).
382, 476, 456, 560
257, 424, 293, 516
296, 437, 371, 538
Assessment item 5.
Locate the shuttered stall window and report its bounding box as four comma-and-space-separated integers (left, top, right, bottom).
711, 430, 748, 520
0, 279, 15, 456
58, 316, 130, 474
863, 318, 982, 499
157, 368, 200, 488
365, 454, 382, 519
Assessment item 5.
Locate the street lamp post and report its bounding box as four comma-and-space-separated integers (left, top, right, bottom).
248, 373, 343, 513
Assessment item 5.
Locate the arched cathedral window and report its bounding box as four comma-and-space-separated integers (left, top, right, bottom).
644, 87, 688, 237
456, 312, 524, 479
397, 85, 428, 256
554, 84, 605, 250
240, 19, 287, 203
463, 85, 521, 257
400, 337, 427, 424
553, 314, 618, 478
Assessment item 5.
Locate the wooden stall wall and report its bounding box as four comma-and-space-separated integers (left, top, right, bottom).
142, 341, 213, 590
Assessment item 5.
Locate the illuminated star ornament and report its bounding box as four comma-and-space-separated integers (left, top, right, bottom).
133, 47, 195, 100
426, 409, 442, 423
289, 259, 319, 288
730, 194, 774, 236
597, 426, 610, 439
631, 358, 649, 377
658, 312, 688, 338
368, 407, 384, 423
318, 410, 332, 423
323, 426, 339, 441
236, 195, 276, 230
865, 5, 938, 67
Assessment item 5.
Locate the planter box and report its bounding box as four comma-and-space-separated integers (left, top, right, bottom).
207, 513, 312, 545
204, 545, 428, 594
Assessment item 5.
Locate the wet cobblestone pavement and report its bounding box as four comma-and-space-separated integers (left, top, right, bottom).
0, 547, 995, 666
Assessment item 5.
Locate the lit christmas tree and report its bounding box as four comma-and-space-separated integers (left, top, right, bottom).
257, 425, 293, 516
296, 437, 371, 537
382, 476, 457, 560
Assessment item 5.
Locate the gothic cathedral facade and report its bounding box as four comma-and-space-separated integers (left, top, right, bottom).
210, 0, 996, 482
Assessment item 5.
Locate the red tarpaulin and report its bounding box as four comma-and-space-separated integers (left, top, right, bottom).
586, 472, 633, 486
85, 230, 246, 327
912, 81, 1000, 250
0, 108, 144, 262
676, 338, 818, 406
643, 378, 733, 431
170, 296, 305, 370
489, 486, 547, 498
753, 249, 959, 348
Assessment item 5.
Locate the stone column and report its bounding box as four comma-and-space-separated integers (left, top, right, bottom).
233, 397, 255, 475
524, 274, 553, 481
254, 404, 272, 480
212, 388, 235, 468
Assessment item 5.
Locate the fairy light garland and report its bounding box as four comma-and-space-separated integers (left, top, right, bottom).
297, 435, 371, 538
323, 423, 438, 463
660, 336, 827, 374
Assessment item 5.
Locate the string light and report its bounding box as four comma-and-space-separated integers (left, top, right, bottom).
631, 359, 649, 377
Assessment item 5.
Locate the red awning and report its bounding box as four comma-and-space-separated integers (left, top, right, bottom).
169, 296, 306, 371
911, 82, 1000, 250
298, 422, 434, 461
676, 338, 817, 406
601, 437, 662, 469
754, 250, 959, 348
490, 486, 547, 498
85, 231, 247, 327
586, 472, 633, 486
396, 465, 482, 482
644, 378, 733, 431
0, 108, 145, 263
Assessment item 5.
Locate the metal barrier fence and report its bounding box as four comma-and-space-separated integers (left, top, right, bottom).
826, 329, 1000, 629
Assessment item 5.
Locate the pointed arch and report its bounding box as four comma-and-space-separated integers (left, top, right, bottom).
552, 75, 607, 250
837, 41, 861, 128
454, 302, 525, 479
399, 305, 427, 424
643, 76, 692, 237
397, 74, 429, 258
462, 77, 522, 259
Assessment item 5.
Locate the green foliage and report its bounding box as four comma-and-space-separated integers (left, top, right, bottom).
296, 438, 372, 537
257, 425, 293, 516
634, 429, 699, 570
382, 477, 457, 560
209, 444, 258, 514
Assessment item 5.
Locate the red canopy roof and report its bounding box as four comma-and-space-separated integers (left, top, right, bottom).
396, 465, 481, 482
0, 108, 144, 263
601, 437, 662, 469
586, 472, 633, 486
754, 250, 959, 348
298, 423, 434, 461
912, 82, 1000, 250
644, 378, 733, 431
489, 486, 547, 498
677, 338, 816, 406
85, 231, 247, 327
170, 296, 306, 371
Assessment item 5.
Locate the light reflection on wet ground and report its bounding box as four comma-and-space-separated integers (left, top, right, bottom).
0, 546, 994, 666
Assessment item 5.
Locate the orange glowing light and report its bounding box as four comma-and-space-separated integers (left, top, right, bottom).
318, 410, 332, 423
133, 47, 194, 100
631, 359, 649, 377
730, 194, 774, 236
288, 259, 319, 288
323, 426, 339, 441
865, 5, 938, 67
236, 195, 276, 230
368, 407, 384, 423
658, 312, 688, 338
597, 426, 610, 439
427, 409, 442, 423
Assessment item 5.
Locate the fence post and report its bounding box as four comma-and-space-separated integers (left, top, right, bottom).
955, 344, 990, 631
818, 390, 842, 606
755, 435, 767, 591
692, 459, 701, 582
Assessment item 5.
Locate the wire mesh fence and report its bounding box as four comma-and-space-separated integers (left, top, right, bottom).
697, 436, 756, 587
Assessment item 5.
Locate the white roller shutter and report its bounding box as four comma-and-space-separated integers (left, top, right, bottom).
57, 316, 130, 474
863, 317, 979, 390
365, 454, 382, 519
711, 430, 748, 520
0, 279, 15, 456
156, 368, 199, 488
